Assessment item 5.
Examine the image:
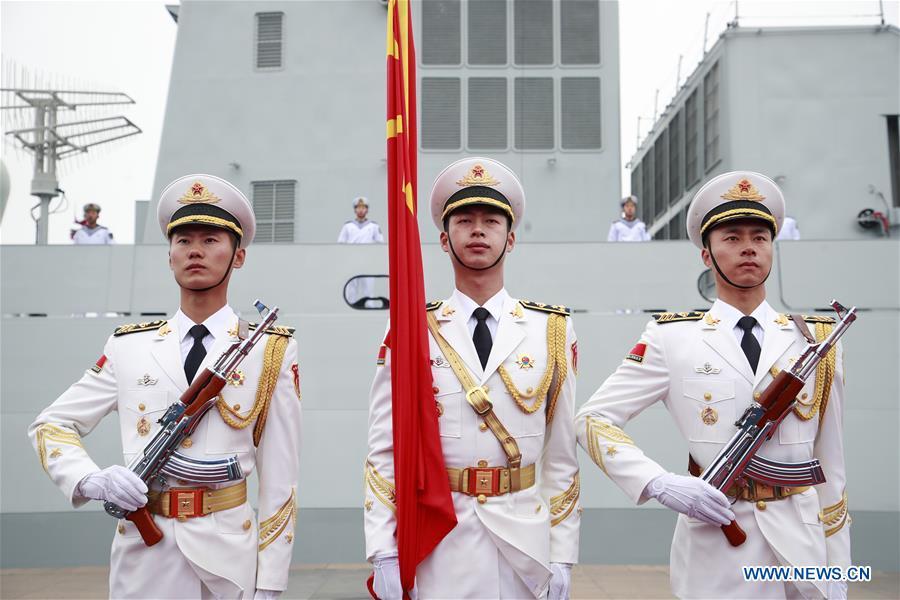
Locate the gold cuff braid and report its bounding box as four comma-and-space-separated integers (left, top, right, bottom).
365, 460, 397, 513
819, 492, 850, 538
259, 488, 297, 551
36, 424, 84, 473
585, 417, 634, 475
550, 473, 580, 527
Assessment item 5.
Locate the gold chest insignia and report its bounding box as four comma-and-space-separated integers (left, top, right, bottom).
701, 407, 719, 426
136, 417, 152, 437
158, 323, 171, 337
704, 313, 720, 326
50, 448, 62, 459
774, 314, 790, 326
227, 370, 245, 387
516, 354, 536, 370
510, 303, 524, 319
136, 374, 158, 386
441, 304, 456, 317
605, 445, 618, 458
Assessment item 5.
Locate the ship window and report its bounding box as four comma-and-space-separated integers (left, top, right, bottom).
468, 77, 508, 150
255, 12, 284, 70
514, 77, 553, 150
468, 0, 507, 65
514, 0, 553, 65
653, 131, 667, 217
421, 77, 461, 150
561, 0, 600, 65
422, 0, 461, 65
685, 89, 699, 187
252, 180, 295, 243
641, 151, 654, 225
561, 77, 601, 150
668, 110, 682, 202
704, 61, 720, 170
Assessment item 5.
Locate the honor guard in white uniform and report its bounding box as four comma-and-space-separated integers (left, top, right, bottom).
29, 175, 303, 599
577, 172, 850, 599
366, 158, 581, 599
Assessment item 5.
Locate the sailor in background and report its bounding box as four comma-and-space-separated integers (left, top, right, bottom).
72, 202, 114, 244
366, 158, 581, 599
606, 195, 650, 242
338, 196, 385, 307
29, 175, 302, 599
577, 172, 849, 599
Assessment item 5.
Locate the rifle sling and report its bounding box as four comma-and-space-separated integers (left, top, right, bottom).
790, 314, 816, 343
426, 312, 524, 483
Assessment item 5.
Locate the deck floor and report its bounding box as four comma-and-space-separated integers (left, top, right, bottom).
1, 564, 897, 599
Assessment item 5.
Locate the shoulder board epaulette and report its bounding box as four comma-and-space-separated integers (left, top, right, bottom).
248, 323, 296, 337
652, 311, 705, 324
801, 315, 836, 324
426, 300, 443, 312
113, 320, 167, 336
519, 300, 570, 316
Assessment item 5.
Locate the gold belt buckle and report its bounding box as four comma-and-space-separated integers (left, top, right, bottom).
169, 489, 202, 518
465, 387, 492, 414
472, 468, 495, 495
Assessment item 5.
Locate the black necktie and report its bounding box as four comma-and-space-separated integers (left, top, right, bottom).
184, 324, 209, 383
737, 316, 761, 374
472, 307, 492, 369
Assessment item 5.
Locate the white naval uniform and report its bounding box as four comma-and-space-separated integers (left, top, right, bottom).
29, 305, 302, 599
338, 219, 385, 306
575, 299, 850, 600
365, 289, 581, 599
606, 218, 650, 242
73, 225, 115, 244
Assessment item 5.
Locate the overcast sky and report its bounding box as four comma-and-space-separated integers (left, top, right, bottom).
1, 0, 897, 244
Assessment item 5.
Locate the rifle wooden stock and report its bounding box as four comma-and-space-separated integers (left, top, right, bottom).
126, 506, 163, 546
722, 520, 747, 546
759, 370, 805, 425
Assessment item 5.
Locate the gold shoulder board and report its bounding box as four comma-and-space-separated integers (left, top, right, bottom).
519, 300, 571, 316
652, 311, 705, 324
248, 323, 296, 337
113, 320, 167, 336
802, 315, 836, 324
426, 300, 443, 312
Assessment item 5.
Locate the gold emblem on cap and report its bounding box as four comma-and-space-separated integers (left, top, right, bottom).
721, 178, 766, 202
456, 164, 500, 187
178, 181, 221, 205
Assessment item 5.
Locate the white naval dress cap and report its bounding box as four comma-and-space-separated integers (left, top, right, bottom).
157, 174, 256, 248
686, 171, 785, 249
429, 157, 525, 232
353, 196, 369, 208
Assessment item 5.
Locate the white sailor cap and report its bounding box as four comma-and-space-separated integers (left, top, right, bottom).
353, 196, 369, 208
429, 157, 525, 232
621, 195, 639, 207
157, 174, 255, 248
686, 171, 784, 248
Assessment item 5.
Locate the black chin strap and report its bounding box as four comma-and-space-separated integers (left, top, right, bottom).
447, 230, 508, 272
706, 243, 771, 290
184, 244, 238, 293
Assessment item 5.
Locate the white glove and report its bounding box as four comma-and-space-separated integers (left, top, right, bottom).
548, 562, 572, 600
253, 589, 281, 600
826, 580, 847, 600
76, 465, 148, 512
646, 473, 734, 526
372, 555, 416, 600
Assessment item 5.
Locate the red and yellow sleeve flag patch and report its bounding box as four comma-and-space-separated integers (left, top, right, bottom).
626, 343, 647, 364
90, 355, 107, 374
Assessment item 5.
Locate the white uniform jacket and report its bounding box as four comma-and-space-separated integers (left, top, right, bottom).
29, 307, 302, 598
365, 292, 581, 599
575, 300, 850, 600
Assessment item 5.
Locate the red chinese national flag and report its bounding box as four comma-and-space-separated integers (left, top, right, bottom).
384, 0, 456, 597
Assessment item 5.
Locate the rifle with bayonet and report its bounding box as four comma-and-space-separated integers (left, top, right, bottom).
103, 299, 279, 546
700, 300, 857, 547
